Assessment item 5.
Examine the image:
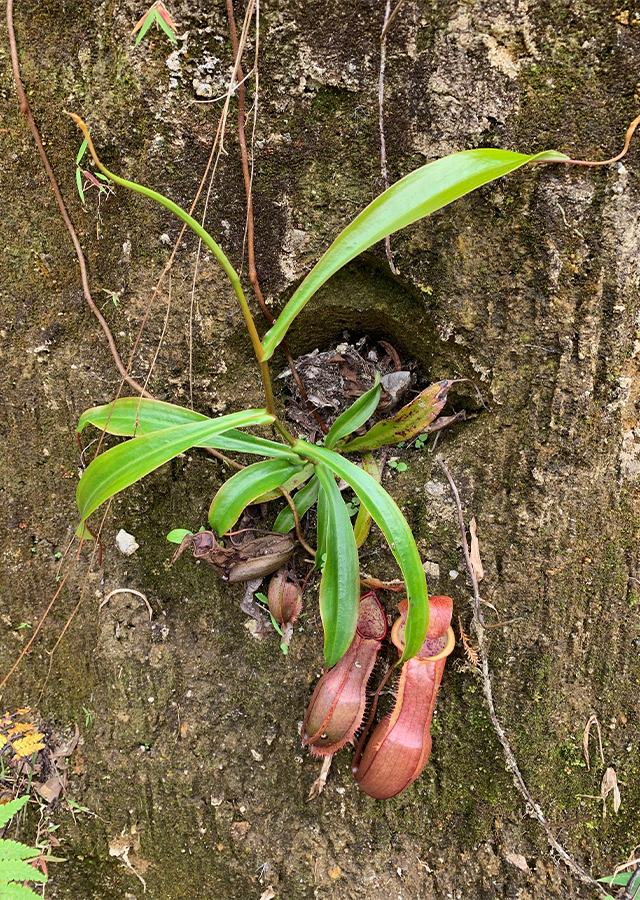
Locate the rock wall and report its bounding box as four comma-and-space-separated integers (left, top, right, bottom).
1, 1, 639, 897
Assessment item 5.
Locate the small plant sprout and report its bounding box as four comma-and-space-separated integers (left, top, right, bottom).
75, 136, 113, 207
100, 288, 120, 309
131, 1, 177, 46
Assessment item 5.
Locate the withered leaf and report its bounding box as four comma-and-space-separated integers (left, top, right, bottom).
469, 518, 484, 582
172, 531, 295, 583
583, 714, 604, 772
601, 767, 621, 814
339, 380, 453, 453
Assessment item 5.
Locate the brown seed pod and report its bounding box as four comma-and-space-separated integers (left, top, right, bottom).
267, 570, 303, 625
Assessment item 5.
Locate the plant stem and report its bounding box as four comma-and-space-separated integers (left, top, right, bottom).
68, 115, 265, 354
67, 113, 297, 433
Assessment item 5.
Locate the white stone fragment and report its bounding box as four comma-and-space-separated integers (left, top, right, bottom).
116, 529, 139, 556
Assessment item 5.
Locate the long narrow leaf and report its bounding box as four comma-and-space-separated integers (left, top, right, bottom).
325, 377, 381, 450
208, 459, 305, 535
253, 463, 314, 502
78, 398, 302, 462
76, 410, 273, 527
133, 10, 157, 45
314, 478, 328, 570
315, 464, 360, 666
77, 398, 207, 434
295, 441, 428, 662
340, 380, 450, 453
273, 474, 320, 534
353, 452, 379, 547
261, 148, 568, 359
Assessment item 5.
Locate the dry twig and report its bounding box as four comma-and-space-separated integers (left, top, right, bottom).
437, 456, 607, 895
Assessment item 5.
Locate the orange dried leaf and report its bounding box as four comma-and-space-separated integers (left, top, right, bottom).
12, 732, 46, 759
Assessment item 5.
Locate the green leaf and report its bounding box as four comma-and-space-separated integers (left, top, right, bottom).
78, 398, 302, 462
261, 148, 569, 359
208, 459, 305, 536
599, 873, 633, 887
157, 12, 177, 42
0, 883, 46, 900
340, 381, 451, 453
253, 463, 314, 502
314, 476, 329, 570
76, 409, 274, 528
273, 474, 320, 534
0, 797, 28, 829
325, 377, 381, 450
134, 10, 157, 45
75, 136, 88, 165
166, 529, 193, 544
295, 442, 428, 662
75, 167, 85, 204
0, 858, 46, 883
314, 464, 360, 666
77, 397, 206, 434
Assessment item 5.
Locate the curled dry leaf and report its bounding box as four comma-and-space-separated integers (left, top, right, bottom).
33, 774, 66, 804
583, 714, 604, 772
601, 767, 621, 815
259, 888, 276, 900
172, 530, 295, 583
469, 518, 484, 582
267, 570, 303, 624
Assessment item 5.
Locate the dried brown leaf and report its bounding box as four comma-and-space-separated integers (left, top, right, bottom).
33, 774, 66, 804
506, 852, 530, 872
601, 768, 620, 806
308, 756, 333, 800
469, 518, 484, 582
583, 714, 604, 772
259, 889, 276, 900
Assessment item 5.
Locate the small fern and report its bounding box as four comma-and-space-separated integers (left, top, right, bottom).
0, 796, 47, 900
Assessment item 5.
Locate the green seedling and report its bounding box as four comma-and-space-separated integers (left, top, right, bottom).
69, 110, 601, 670
132, 1, 177, 46
75, 136, 112, 206
345, 496, 361, 517
254, 593, 288, 654
100, 288, 120, 308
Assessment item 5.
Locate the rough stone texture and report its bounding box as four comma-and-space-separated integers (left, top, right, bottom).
1, 1, 639, 898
